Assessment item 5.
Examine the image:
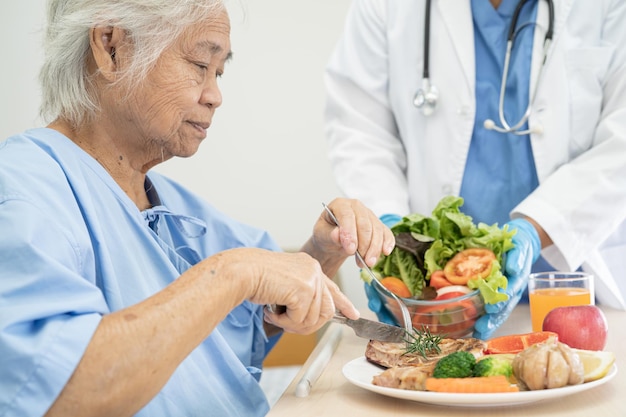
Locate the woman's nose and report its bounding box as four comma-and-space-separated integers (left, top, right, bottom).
200, 78, 223, 109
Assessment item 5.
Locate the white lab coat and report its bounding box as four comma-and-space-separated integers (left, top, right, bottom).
325, 0, 626, 309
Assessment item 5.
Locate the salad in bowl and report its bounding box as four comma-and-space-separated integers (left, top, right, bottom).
366, 196, 516, 338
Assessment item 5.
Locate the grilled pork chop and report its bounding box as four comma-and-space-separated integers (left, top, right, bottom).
367, 337, 487, 390
365, 337, 487, 369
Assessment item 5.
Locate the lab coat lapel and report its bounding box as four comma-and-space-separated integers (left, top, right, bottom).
530, 0, 574, 93
435, 0, 474, 91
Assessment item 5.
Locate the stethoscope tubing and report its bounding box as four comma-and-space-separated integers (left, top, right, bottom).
492, 0, 554, 134
415, 0, 555, 136
423, 0, 432, 80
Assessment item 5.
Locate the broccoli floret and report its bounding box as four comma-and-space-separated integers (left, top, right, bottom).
472, 355, 514, 378
432, 351, 476, 378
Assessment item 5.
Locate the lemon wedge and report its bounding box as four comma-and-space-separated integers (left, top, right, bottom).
572, 348, 615, 382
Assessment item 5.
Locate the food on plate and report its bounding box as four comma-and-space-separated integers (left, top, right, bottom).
363, 196, 515, 304
472, 354, 514, 380
367, 329, 614, 393
484, 331, 558, 354
371, 366, 432, 391
365, 337, 486, 369
402, 326, 444, 358
572, 348, 615, 383
432, 351, 477, 378
542, 305, 609, 351
424, 375, 519, 393
430, 350, 515, 381
512, 339, 584, 390
368, 336, 486, 390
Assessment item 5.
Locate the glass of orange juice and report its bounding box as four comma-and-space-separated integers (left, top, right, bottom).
528, 272, 594, 332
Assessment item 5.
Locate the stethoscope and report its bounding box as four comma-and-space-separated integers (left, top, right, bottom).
413, 0, 555, 135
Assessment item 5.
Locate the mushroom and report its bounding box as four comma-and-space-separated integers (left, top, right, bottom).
512, 339, 584, 390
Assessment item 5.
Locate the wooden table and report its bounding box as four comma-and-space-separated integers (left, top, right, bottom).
268, 305, 625, 416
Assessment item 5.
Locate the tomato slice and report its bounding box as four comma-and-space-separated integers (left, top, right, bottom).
443, 248, 496, 285
429, 270, 454, 289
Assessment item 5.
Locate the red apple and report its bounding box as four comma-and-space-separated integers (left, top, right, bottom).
542, 305, 608, 350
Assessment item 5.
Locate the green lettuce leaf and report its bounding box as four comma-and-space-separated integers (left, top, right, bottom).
467, 260, 509, 304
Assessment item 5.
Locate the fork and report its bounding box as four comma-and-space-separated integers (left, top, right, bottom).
322, 203, 413, 337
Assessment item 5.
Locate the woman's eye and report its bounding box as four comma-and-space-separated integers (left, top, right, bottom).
195, 63, 208, 71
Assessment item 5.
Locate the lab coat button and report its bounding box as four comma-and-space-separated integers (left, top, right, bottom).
442, 184, 452, 194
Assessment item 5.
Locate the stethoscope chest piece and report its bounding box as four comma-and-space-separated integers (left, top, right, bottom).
413, 78, 438, 116
413, 90, 426, 108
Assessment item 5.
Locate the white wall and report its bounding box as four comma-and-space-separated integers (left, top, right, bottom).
0, 0, 368, 309
1, 1, 46, 133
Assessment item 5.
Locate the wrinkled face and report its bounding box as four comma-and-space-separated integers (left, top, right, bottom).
112, 11, 232, 165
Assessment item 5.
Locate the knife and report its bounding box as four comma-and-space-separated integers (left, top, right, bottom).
332, 312, 407, 343
266, 305, 407, 343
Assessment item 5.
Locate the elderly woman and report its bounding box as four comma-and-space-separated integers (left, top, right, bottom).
0, 1, 395, 416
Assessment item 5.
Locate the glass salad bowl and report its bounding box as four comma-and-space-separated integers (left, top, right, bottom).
373, 284, 485, 339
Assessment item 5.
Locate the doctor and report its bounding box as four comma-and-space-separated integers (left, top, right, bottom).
324, 0, 626, 338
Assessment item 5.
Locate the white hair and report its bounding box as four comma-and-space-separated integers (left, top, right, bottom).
39, 0, 226, 127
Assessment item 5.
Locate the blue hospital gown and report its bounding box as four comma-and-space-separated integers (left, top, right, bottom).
0, 128, 279, 416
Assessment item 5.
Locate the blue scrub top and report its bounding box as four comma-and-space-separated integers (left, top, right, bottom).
0, 128, 279, 416
460, 0, 539, 227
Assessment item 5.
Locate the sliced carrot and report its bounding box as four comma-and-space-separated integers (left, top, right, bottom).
425, 376, 519, 393
484, 331, 558, 354
380, 276, 412, 298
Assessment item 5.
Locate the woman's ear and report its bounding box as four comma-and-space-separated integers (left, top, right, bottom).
90, 25, 125, 80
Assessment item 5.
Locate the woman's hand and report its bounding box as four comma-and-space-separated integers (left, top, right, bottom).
303, 198, 396, 277
248, 198, 394, 334
226, 249, 356, 334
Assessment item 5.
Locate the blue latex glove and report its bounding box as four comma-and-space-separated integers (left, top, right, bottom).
363, 282, 397, 325
380, 213, 402, 228
473, 218, 541, 339
362, 213, 403, 324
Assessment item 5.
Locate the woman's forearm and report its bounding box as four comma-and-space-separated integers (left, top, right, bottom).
45, 252, 246, 417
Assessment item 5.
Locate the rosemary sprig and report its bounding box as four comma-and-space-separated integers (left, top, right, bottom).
402, 326, 443, 358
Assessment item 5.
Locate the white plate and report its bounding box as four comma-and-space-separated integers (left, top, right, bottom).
342, 357, 617, 407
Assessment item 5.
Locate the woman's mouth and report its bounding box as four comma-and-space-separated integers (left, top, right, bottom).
188, 121, 209, 137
